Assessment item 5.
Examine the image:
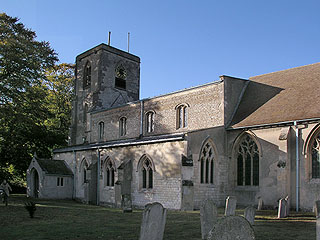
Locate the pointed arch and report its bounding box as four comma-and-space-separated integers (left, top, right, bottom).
232, 131, 261, 186
103, 156, 116, 187
199, 137, 218, 184
80, 158, 89, 184
137, 154, 155, 189
305, 124, 320, 179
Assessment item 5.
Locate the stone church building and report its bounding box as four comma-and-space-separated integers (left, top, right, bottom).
27, 43, 320, 211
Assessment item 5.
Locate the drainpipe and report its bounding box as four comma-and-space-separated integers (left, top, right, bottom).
97, 148, 100, 206
294, 121, 299, 212
73, 150, 77, 200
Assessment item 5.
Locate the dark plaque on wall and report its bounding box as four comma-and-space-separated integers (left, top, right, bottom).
182, 154, 193, 166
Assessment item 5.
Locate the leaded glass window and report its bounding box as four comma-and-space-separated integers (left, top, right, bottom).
119, 117, 127, 136
98, 121, 104, 140
146, 111, 154, 133
105, 159, 115, 187
237, 134, 259, 186
200, 141, 215, 184
141, 157, 153, 189
312, 135, 320, 178
177, 105, 188, 129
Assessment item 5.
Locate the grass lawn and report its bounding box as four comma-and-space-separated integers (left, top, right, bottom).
0, 195, 316, 240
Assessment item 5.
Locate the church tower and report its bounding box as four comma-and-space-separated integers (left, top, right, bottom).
69, 44, 140, 145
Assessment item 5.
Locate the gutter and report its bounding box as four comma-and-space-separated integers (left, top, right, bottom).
227, 117, 320, 131
53, 133, 186, 153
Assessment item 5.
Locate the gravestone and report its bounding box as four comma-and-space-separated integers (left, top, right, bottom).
200, 200, 218, 240
284, 196, 290, 217
314, 200, 320, 218
317, 217, 320, 240
117, 159, 133, 212
139, 202, 167, 240
224, 196, 237, 216
278, 198, 287, 218
244, 206, 256, 225
207, 216, 255, 240
257, 197, 263, 210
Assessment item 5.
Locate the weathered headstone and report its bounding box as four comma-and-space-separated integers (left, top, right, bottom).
314, 200, 320, 218
200, 200, 218, 240
207, 216, 255, 240
317, 217, 320, 240
284, 196, 290, 217
117, 159, 133, 212
244, 206, 256, 225
257, 197, 263, 210
139, 202, 167, 240
224, 196, 237, 216
278, 198, 287, 218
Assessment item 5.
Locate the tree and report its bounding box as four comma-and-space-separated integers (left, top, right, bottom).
0, 13, 74, 185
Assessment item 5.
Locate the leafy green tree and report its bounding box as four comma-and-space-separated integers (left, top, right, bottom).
0, 13, 74, 185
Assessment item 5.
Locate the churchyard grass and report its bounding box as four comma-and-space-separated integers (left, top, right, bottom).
0, 195, 315, 240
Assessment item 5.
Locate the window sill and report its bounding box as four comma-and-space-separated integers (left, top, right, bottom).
309, 178, 320, 184
139, 188, 154, 194
235, 186, 259, 192
103, 186, 115, 190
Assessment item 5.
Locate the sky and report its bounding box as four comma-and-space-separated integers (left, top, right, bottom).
1, 0, 320, 99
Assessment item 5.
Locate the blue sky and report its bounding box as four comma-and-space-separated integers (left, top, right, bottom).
1, 0, 320, 98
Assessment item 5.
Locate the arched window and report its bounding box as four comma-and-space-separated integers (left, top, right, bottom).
104, 158, 115, 187
98, 121, 104, 140
176, 104, 188, 129
80, 159, 89, 184
139, 155, 154, 189
236, 134, 259, 186
115, 64, 127, 90
146, 111, 154, 133
310, 132, 320, 178
83, 62, 91, 88
200, 140, 215, 184
119, 117, 127, 137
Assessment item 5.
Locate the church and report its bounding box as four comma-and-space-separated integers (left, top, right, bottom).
27, 43, 320, 211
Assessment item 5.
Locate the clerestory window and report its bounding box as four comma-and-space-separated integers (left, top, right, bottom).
145, 111, 154, 133
176, 104, 188, 129
98, 121, 104, 140
119, 117, 127, 137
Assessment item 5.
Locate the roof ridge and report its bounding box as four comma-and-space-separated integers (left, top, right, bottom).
249, 62, 320, 79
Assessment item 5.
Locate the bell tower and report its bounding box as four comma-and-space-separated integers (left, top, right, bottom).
69, 44, 140, 145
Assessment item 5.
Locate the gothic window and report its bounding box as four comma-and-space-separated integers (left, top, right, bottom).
115, 64, 127, 90
176, 104, 188, 129
83, 62, 91, 88
98, 121, 104, 140
311, 133, 320, 178
146, 111, 154, 133
140, 156, 154, 189
104, 158, 115, 187
81, 159, 89, 184
236, 134, 259, 186
119, 117, 127, 137
200, 140, 215, 184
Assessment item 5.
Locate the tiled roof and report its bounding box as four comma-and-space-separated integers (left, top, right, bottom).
229, 63, 320, 129
36, 158, 73, 176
